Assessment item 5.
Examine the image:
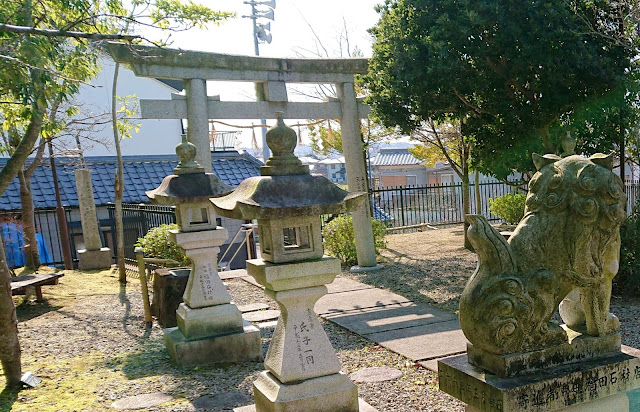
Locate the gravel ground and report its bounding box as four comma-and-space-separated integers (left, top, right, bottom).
345, 226, 477, 313
1, 225, 638, 411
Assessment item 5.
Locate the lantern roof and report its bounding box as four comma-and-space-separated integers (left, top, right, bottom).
211, 113, 365, 219
146, 134, 233, 205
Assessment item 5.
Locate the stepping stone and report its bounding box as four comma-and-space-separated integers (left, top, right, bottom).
237, 303, 269, 313
326, 277, 374, 294
323, 302, 457, 335
234, 398, 378, 412
243, 309, 280, 323
365, 319, 468, 362
350, 367, 403, 383
241, 276, 263, 289
315, 288, 412, 315
219, 269, 248, 280
191, 392, 250, 409
111, 393, 173, 410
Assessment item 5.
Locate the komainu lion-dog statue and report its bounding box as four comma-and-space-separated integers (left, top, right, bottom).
460, 152, 626, 361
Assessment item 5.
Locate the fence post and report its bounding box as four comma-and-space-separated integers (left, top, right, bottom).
108, 204, 116, 259
399, 186, 405, 227
135, 246, 153, 327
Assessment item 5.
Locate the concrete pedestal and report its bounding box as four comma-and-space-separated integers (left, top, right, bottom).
77, 247, 111, 270
176, 302, 243, 339
246, 257, 359, 411
253, 371, 358, 412
439, 348, 640, 412
164, 319, 263, 368
162, 227, 262, 367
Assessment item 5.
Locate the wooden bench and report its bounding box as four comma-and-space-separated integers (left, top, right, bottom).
11, 273, 64, 300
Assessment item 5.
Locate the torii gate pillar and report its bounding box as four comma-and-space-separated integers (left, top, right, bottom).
107, 43, 381, 271
337, 82, 379, 270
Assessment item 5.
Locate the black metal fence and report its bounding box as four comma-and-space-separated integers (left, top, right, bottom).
107, 203, 176, 261
370, 181, 526, 228
2, 180, 640, 268
0, 207, 78, 268
371, 180, 640, 229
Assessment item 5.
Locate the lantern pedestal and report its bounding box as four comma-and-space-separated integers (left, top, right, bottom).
163, 227, 262, 367
164, 320, 262, 368
247, 257, 358, 412
253, 371, 358, 412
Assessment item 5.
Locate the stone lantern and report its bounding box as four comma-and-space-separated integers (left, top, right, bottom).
146, 134, 262, 367
211, 113, 366, 412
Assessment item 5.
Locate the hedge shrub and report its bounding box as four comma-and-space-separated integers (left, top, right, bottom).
489, 192, 527, 225
135, 224, 190, 266
322, 215, 386, 266
617, 205, 640, 296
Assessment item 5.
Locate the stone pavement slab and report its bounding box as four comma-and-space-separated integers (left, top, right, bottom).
233, 398, 378, 412
322, 302, 457, 335
191, 392, 250, 409
326, 277, 375, 294
350, 367, 403, 383
243, 309, 280, 323
219, 269, 248, 280
257, 320, 278, 329
237, 303, 269, 313
315, 288, 412, 315
365, 319, 468, 362
240, 276, 263, 289
419, 354, 460, 372
111, 393, 173, 410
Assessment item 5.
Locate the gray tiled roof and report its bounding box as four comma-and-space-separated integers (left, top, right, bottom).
372, 151, 422, 166
0, 152, 263, 211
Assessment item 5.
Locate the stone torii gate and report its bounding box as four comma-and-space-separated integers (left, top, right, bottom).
107, 42, 379, 269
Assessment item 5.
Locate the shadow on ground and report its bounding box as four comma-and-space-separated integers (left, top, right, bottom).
0, 387, 19, 410
347, 255, 474, 313
15, 299, 62, 322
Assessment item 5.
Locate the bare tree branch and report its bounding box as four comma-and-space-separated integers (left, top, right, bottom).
0, 23, 139, 41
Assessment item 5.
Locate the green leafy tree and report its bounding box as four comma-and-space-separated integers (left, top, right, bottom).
365, 0, 632, 182
0, 0, 232, 388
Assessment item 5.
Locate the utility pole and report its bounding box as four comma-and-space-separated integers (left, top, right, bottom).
243, 0, 275, 162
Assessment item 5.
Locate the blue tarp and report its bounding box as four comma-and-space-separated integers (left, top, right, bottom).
1, 222, 53, 267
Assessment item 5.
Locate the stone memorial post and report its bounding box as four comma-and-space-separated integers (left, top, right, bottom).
212, 113, 365, 412
75, 168, 111, 270
146, 135, 262, 367
438, 145, 640, 411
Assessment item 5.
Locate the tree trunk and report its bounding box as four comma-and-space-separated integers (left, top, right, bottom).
474, 170, 482, 214
111, 62, 126, 283
18, 170, 40, 271
0, 101, 44, 196
0, 236, 22, 388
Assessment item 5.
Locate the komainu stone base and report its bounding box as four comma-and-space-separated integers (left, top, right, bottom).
467, 329, 621, 378
77, 247, 111, 270
252, 371, 358, 412
164, 319, 262, 368
438, 348, 640, 412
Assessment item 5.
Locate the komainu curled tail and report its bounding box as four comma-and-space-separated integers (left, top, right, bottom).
459, 215, 536, 354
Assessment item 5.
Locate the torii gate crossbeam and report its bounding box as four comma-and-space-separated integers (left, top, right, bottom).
107, 42, 380, 270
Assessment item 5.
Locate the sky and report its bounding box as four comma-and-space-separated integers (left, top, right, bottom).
138, 0, 384, 151
158, 0, 382, 58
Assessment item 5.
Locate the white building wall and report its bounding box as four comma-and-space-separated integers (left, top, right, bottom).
60, 56, 183, 157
